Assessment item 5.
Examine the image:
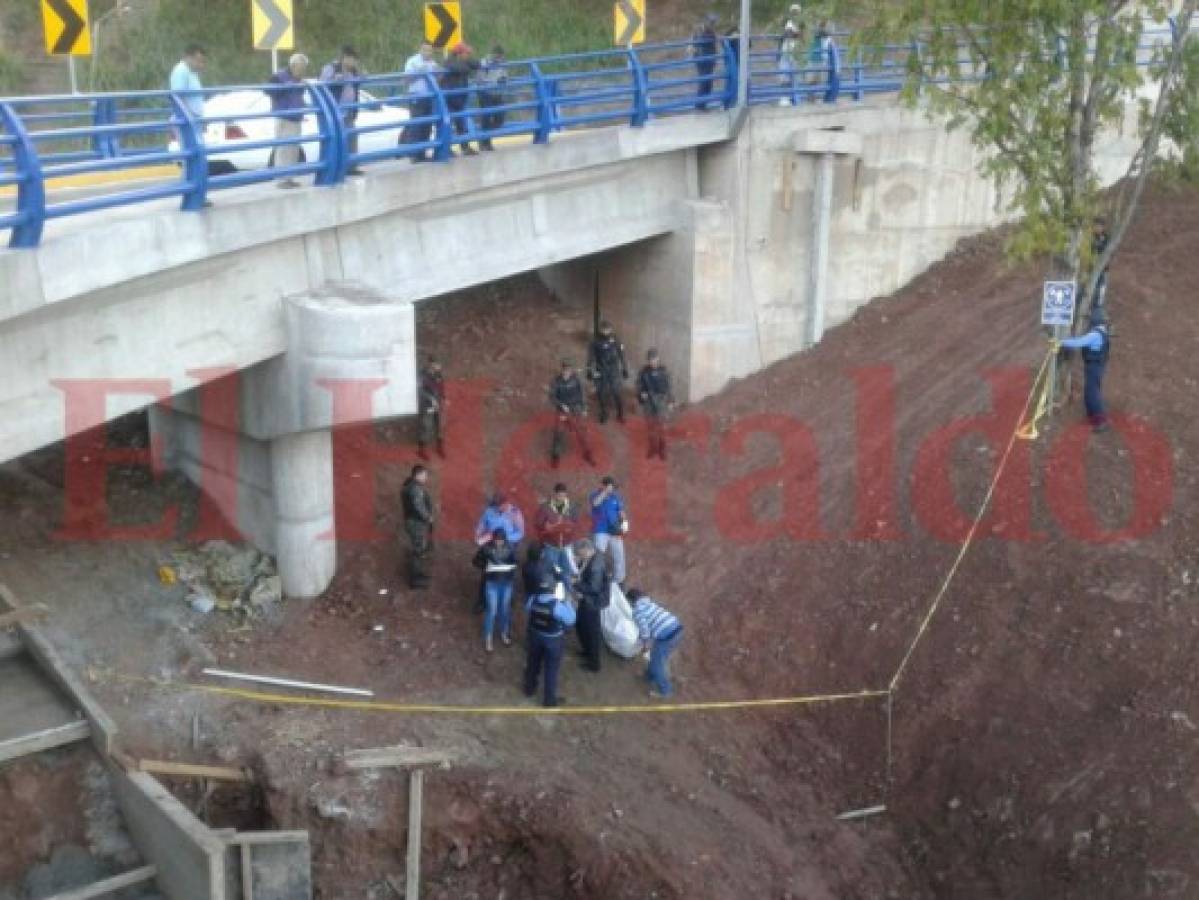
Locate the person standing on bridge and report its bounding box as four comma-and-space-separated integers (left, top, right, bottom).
587, 320, 629, 424
402, 41, 443, 162
170, 44, 207, 122
401, 465, 436, 590
476, 46, 509, 152
268, 53, 310, 189
1056, 309, 1113, 433
549, 359, 595, 468
321, 46, 365, 176
637, 348, 675, 461
442, 43, 482, 156
417, 357, 446, 461
691, 13, 721, 110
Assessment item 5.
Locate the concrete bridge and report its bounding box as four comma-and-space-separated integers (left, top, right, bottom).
0, 96, 1146, 597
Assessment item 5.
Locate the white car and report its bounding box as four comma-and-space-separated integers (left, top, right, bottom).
172, 85, 410, 174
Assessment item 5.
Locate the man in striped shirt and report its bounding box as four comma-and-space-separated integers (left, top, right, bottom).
626, 589, 684, 698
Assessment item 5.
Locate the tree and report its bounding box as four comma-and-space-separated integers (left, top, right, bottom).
863, 1, 1199, 330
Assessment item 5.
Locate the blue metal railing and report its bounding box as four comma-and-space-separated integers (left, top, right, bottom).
0, 36, 768, 248
1, 22, 1180, 249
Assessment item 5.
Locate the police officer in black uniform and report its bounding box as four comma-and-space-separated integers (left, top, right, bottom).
586, 320, 630, 424
417, 358, 446, 460
401, 465, 436, 589
637, 348, 675, 460
549, 358, 596, 468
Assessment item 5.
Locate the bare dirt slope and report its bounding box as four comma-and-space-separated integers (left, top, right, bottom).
1, 183, 1197, 898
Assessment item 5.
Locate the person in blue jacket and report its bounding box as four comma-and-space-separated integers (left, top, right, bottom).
523, 572, 576, 708
1058, 309, 1112, 433
589, 476, 627, 586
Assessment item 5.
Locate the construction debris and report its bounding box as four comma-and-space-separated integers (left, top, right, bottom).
341, 746, 455, 771
201, 667, 375, 697
136, 759, 255, 783
163, 541, 283, 617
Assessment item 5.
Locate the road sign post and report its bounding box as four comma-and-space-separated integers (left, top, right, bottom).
1042, 280, 1076, 408
424, 2, 462, 50
614, 0, 646, 47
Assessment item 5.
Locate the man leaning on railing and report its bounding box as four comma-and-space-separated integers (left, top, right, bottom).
268, 53, 310, 188
320, 45, 365, 176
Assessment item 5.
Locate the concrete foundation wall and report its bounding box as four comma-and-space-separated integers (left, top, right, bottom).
111, 769, 228, 900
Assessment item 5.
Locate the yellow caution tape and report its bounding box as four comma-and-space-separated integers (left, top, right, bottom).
117, 674, 888, 716
889, 348, 1054, 692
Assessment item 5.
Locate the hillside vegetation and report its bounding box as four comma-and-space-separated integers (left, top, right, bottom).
1, 0, 834, 94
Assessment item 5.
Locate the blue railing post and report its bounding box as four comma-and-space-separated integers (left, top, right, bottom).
530, 63, 553, 143
721, 37, 738, 108
92, 98, 118, 158
430, 76, 453, 162
0, 102, 46, 248
308, 82, 344, 185
168, 94, 209, 212
628, 48, 650, 126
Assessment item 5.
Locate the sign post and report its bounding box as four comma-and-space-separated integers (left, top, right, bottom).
424, 2, 462, 50
614, 0, 646, 47
41, 0, 92, 93
1041, 280, 1076, 407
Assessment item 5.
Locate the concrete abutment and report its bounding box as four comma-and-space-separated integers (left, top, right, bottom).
151, 283, 416, 599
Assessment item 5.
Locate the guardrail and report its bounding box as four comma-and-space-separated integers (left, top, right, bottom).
1, 21, 1180, 250
0, 36, 762, 249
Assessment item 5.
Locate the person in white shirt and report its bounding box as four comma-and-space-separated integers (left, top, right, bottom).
400, 41, 443, 162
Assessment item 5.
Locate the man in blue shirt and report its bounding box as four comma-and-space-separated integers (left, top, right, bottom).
320, 46, 365, 176
268, 53, 310, 189
169, 44, 207, 120
589, 476, 627, 585
627, 589, 683, 698
1057, 309, 1112, 433
523, 573, 576, 708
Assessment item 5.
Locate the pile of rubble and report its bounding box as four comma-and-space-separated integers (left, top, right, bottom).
159, 541, 283, 616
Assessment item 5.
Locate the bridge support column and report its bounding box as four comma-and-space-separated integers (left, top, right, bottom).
150, 282, 417, 600
793, 130, 862, 348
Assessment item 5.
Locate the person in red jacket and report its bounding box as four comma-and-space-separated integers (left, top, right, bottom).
534, 483, 579, 582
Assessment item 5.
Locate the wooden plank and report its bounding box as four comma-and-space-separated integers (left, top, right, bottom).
406, 769, 424, 900
240, 844, 255, 900
342, 746, 454, 771
138, 759, 254, 783
0, 583, 119, 756
229, 831, 310, 847
0, 719, 90, 763
0, 603, 49, 630
43, 865, 157, 900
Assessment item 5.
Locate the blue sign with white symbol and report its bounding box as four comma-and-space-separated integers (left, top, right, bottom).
1041, 281, 1076, 327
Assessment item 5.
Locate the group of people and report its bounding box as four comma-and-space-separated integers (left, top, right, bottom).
397, 40, 511, 160
417, 320, 676, 467
401, 468, 684, 707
